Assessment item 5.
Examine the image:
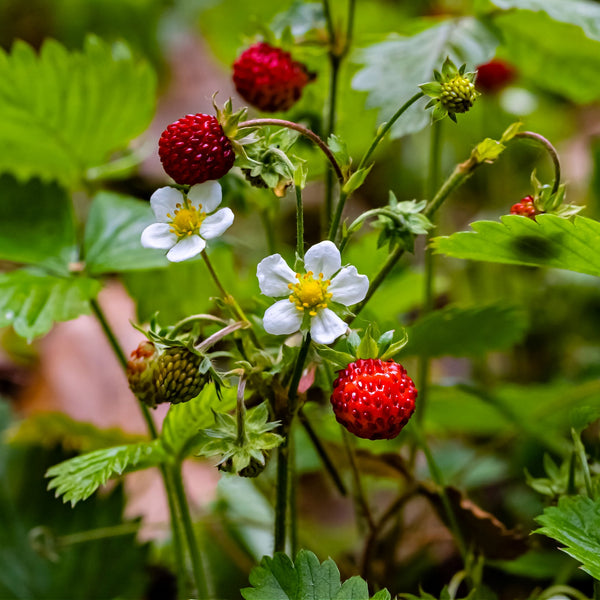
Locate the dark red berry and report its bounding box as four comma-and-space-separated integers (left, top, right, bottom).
510, 195, 538, 219
158, 113, 235, 185
233, 42, 313, 113
330, 359, 417, 440
476, 59, 516, 94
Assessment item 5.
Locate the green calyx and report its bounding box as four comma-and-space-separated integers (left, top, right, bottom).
199, 402, 284, 476
529, 171, 583, 218
420, 57, 479, 123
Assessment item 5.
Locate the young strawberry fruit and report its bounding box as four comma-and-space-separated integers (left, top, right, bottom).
233, 42, 314, 113
510, 195, 538, 219
127, 341, 208, 408
158, 113, 235, 185
331, 359, 417, 440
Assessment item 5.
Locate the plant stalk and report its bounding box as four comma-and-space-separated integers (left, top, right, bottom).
514, 131, 561, 194
295, 184, 305, 260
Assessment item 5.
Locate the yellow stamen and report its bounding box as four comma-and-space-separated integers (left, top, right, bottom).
288, 271, 332, 314
168, 201, 206, 238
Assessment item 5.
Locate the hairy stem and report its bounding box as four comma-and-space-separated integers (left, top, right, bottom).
513, 131, 561, 194
295, 184, 305, 260
239, 119, 344, 184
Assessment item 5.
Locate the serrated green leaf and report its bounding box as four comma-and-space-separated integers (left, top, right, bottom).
83, 191, 168, 275
535, 495, 600, 579
489, 0, 600, 41
45, 440, 166, 506
352, 18, 498, 138
0, 36, 156, 186
0, 175, 76, 274
241, 549, 385, 600
433, 214, 600, 277
494, 9, 600, 103
161, 384, 237, 460
0, 270, 101, 341
371, 590, 392, 600
401, 304, 528, 358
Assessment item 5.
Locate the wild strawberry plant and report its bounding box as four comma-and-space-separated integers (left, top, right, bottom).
2, 1, 600, 600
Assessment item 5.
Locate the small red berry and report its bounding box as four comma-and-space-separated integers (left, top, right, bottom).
158, 113, 235, 185
330, 359, 417, 440
233, 42, 313, 113
510, 195, 538, 219
476, 59, 516, 94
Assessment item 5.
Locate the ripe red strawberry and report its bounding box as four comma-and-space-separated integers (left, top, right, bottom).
510, 195, 538, 219
233, 42, 314, 113
331, 359, 417, 440
158, 113, 235, 185
476, 59, 516, 94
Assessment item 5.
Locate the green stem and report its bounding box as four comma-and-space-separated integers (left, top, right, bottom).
239, 119, 344, 184
274, 334, 312, 554
572, 428, 594, 499
357, 92, 424, 172
289, 429, 298, 557
413, 422, 468, 564
594, 580, 600, 600
171, 464, 210, 599
295, 185, 305, 260
513, 131, 561, 194
298, 410, 347, 496
168, 314, 227, 339
260, 209, 276, 255
341, 428, 376, 532
417, 120, 442, 424
90, 298, 190, 599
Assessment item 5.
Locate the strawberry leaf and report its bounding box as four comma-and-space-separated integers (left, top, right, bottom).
433, 215, 600, 277
0, 175, 77, 275
0, 36, 156, 187
241, 549, 388, 600
45, 441, 167, 506
83, 191, 168, 275
401, 304, 528, 358
352, 18, 498, 139
535, 495, 600, 579
0, 270, 101, 341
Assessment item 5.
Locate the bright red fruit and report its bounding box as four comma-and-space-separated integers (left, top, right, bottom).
330, 359, 417, 440
158, 113, 235, 185
476, 59, 516, 94
510, 195, 538, 219
233, 42, 313, 113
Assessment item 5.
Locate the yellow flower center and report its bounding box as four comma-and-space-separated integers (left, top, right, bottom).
288, 271, 332, 317
168, 203, 206, 238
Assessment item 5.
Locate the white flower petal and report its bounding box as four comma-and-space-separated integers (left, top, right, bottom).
187, 181, 222, 214
310, 308, 348, 345
257, 254, 297, 297
166, 235, 205, 262
329, 266, 369, 306
150, 187, 184, 222
304, 241, 341, 278
141, 223, 177, 249
263, 300, 303, 336
199, 207, 234, 240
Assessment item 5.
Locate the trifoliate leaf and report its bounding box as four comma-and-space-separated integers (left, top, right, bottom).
0, 175, 76, 275
433, 214, 600, 277
161, 384, 237, 460
535, 495, 600, 579
0, 36, 156, 186
83, 191, 168, 275
352, 18, 498, 138
0, 270, 101, 341
241, 549, 388, 600
401, 304, 528, 358
46, 440, 167, 506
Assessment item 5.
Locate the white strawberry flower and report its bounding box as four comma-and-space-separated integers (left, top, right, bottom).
141, 182, 234, 262
257, 241, 369, 345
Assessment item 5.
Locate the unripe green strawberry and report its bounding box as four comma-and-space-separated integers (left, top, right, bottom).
440, 75, 478, 114
127, 341, 207, 408
239, 454, 270, 478
154, 347, 207, 405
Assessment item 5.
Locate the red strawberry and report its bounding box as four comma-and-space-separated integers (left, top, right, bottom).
476, 59, 516, 94
233, 42, 314, 113
510, 195, 538, 219
158, 113, 235, 185
331, 359, 417, 440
